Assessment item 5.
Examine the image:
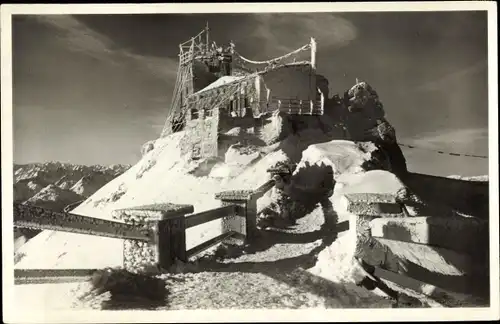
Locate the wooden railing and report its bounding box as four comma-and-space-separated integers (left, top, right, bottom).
140, 178, 277, 269
14, 203, 151, 242
184, 205, 238, 229
14, 269, 98, 285
271, 95, 324, 116
14, 179, 276, 279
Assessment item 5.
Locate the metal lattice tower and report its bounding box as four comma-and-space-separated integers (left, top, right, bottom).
161, 25, 211, 137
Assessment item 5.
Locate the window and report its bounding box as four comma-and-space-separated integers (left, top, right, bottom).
192, 146, 201, 160
191, 108, 199, 120
205, 108, 213, 117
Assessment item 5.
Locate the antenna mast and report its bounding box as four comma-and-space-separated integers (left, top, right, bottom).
206, 21, 210, 52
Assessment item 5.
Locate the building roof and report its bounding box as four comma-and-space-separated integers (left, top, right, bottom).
192, 61, 312, 97
194, 75, 246, 95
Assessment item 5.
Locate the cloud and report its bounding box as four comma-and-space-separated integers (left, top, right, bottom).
32, 15, 118, 63
33, 15, 178, 81
247, 13, 357, 57
122, 51, 178, 81
414, 60, 487, 93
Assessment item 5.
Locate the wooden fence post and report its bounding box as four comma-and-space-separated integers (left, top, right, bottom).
245, 195, 258, 240
214, 189, 257, 245
112, 203, 194, 273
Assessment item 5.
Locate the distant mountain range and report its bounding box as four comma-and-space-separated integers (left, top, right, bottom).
13, 162, 130, 253
447, 175, 489, 182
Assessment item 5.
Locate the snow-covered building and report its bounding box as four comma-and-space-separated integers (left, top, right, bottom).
161, 25, 325, 160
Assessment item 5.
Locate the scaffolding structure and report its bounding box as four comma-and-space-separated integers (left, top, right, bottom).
161, 25, 210, 137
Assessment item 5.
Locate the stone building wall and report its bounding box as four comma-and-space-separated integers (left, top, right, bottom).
178, 64, 318, 160
180, 76, 262, 160
180, 107, 220, 160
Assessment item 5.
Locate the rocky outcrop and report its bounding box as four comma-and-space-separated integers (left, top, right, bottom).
224, 144, 261, 167
257, 139, 393, 229
257, 110, 291, 146
336, 80, 408, 179
141, 140, 155, 157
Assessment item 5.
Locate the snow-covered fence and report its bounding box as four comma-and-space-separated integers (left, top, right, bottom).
188, 179, 275, 257
345, 192, 490, 301
112, 179, 276, 272
213, 179, 276, 242
14, 269, 97, 285
14, 180, 277, 279
14, 203, 151, 242
13, 202, 155, 284
110, 202, 240, 272
112, 203, 195, 273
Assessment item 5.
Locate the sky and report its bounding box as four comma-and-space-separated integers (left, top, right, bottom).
11, 11, 490, 176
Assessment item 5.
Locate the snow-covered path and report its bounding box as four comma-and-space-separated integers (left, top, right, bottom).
157, 208, 394, 310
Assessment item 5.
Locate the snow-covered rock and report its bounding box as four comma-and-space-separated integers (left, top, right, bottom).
308, 168, 406, 285
258, 111, 290, 145
298, 140, 381, 180
140, 140, 155, 156
224, 144, 261, 166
